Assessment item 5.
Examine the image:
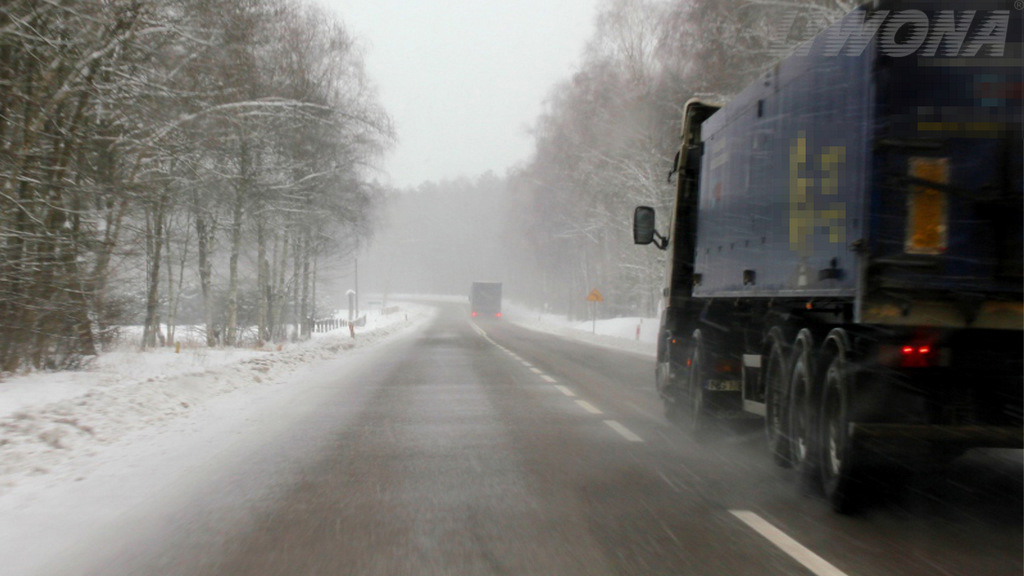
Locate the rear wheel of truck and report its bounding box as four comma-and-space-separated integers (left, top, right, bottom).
788, 332, 820, 492
820, 353, 864, 514
657, 360, 687, 425
664, 397, 686, 425
686, 330, 717, 437
764, 329, 791, 467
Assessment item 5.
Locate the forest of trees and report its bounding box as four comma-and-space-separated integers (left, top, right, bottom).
505, 0, 852, 319
0, 0, 392, 371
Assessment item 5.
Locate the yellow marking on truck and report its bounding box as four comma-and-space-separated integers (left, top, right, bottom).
789, 132, 847, 255
905, 157, 949, 255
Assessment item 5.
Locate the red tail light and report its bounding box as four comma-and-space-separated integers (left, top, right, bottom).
900, 344, 936, 368
471, 312, 477, 317
495, 313, 502, 318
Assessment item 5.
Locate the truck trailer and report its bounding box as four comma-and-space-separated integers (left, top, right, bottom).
633, 0, 1022, 511
470, 282, 503, 319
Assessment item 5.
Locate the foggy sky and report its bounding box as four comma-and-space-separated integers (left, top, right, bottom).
317, 0, 602, 188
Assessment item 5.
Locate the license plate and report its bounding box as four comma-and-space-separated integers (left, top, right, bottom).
706, 379, 741, 392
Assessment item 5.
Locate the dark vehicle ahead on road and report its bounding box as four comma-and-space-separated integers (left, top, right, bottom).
634, 0, 1023, 512
470, 281, 503, 319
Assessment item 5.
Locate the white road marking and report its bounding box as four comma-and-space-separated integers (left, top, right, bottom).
575, 400, 603, 415
520, 361, 533, 368
657, 470, 681, 493
661, 522, 682, 545
729, 511, 849, 576
540, 375, 557, 383
529, 367, 543, 374
604, 420, 643, 442
553, 385, 576, 397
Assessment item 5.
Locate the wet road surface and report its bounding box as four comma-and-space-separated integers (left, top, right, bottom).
42, 303, 1024, 575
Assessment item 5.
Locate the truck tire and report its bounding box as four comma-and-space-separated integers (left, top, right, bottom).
664, 397, 686, 425
788, 331, 820, 491
764, 330, 791, 467
657, 357, 687, 425
820, 353, 863, 513
686, 330, 716, 437
660, 364, 685, 425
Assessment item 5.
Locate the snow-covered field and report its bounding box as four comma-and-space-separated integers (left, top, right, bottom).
0, 304, 435, 496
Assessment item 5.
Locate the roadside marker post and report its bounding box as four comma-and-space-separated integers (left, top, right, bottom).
586, 289, 603, 334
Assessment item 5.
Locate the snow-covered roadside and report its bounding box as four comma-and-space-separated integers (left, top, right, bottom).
501, 301, 658, 357
0, 303, 435, 495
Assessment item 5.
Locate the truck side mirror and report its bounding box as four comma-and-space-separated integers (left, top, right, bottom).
634, 206, 667, 249
634, 206, 656, 245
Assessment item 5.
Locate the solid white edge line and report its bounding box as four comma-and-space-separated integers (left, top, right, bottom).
529, 367, 543, 374
603, 420, 643, 442
520, 361, 532, 368
540, 375, 557, 383
729, 511, 849, 576
575, 400, 603, 415
554, 385, 576, 397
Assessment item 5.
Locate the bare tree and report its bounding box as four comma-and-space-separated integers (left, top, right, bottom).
507, 0, 845, 319
0, 0, 392, 369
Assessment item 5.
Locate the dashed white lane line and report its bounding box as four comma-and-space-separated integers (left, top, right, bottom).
604, 420, 643, 442
477, 334, 637, 443
553, 385, 576, 397
729, 511, 849, 576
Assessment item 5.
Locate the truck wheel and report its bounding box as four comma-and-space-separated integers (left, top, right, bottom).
658, 363, 686, 425
686, 330, 715, 437
764, 333, 791, 467
820, 354, 863, 513
664, 397, 686, 425
788, 334, 820, 491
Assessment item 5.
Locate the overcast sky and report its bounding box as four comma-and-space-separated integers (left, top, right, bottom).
316, 0, 603, 188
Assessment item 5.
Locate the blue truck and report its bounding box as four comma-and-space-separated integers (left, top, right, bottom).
634, 0, 1022, 511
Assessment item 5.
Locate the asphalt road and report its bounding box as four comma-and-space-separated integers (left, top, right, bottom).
42, 303, 1023, 576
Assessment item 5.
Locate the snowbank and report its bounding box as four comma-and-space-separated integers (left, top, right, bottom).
0, 303, 435, 494
502, 301, 658, 357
